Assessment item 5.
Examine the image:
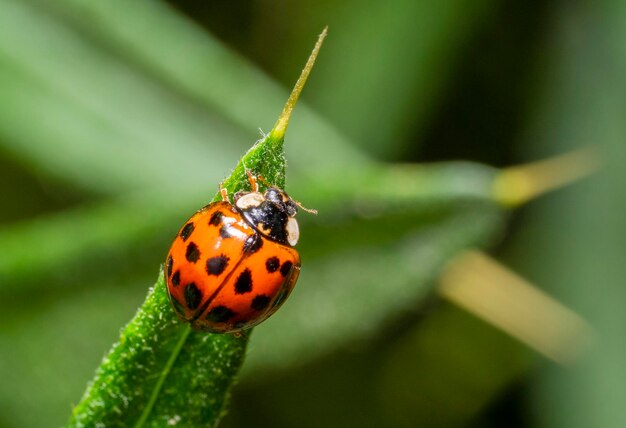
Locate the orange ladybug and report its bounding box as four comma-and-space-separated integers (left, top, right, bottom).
165, 172, 312, 333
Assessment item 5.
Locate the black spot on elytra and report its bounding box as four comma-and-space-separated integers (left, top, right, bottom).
234, 269, 253, 294
206, 255, 229, 275
180, 222, 195, 241
170, 296, 185, 316
243, 234, 263, 254
219, 225, 233, 239
280, 261, 293, 277
206, 305, 236, 323
166, 255, 173, 277
209, 211, 223, 226
185, 242, 200, 263
184, 283, 202, 310
251, 294, 271, 311
171, 270, 181, 286
266, 257, 280, 273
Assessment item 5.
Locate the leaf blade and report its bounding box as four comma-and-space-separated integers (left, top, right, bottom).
66, 271, 250, 428
66, 132, 285, 426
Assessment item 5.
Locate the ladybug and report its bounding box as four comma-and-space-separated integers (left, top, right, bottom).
165, 171, 314, 333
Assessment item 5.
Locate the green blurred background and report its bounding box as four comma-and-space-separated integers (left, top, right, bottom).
0, 0, 624, 427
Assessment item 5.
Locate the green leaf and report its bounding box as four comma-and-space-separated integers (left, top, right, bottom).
67, 30, 326, 427
67, 272, 249, 428
65, 131, 280, 426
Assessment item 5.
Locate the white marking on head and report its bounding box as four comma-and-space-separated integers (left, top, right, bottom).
286, 217, 299, 246
235, 192, 265, 210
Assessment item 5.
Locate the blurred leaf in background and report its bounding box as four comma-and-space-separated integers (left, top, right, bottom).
0, 0, 622, 427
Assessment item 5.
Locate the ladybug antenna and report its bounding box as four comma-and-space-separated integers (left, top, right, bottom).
218, 183, 229, 202
245, 169, 259, 192
270, 27, 327, 140
294, 200, 318, 215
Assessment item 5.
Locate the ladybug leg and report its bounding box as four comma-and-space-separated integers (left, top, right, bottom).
257, 174, 271, 188
245, 169, 259, 192
219, 183, 229, 202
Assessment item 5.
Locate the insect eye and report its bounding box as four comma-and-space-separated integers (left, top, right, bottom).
286, 201, 298, 217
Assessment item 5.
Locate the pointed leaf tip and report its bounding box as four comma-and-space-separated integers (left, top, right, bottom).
271, 27, 327, 140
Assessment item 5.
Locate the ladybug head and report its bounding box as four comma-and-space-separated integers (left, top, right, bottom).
265, 187, 298, 217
